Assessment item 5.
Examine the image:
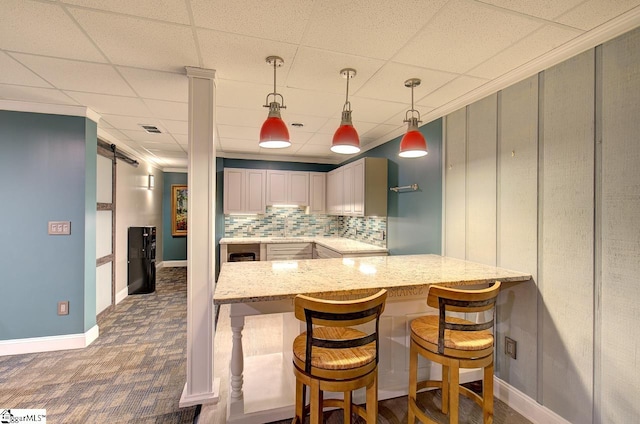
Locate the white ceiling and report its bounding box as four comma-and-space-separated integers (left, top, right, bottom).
1, 0, 639, 168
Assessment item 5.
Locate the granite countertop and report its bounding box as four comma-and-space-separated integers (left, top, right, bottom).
213, 254, 532, 305
219, 236, 388, 255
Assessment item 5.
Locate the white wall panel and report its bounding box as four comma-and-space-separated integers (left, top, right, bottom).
96, 262, 112, 314
444, 108, 466, 259
96, 210, 112, 258
495, 76, 539, 398
600, 27, 640, 424
466, 94, 497, 266
541, 50, 594, 424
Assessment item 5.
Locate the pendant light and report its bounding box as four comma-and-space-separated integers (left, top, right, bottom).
331, 68, 360, 154
399, 78, 428, 158
259, 56, 291, 149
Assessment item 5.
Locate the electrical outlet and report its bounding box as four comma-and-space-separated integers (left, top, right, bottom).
58, 301, 69, 316
505, 337, 517, 359
49, 221, 71, 235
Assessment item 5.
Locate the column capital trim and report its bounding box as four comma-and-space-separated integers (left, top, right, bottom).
185, 66, 216, 80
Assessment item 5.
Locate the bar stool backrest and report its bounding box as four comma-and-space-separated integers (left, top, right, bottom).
425, 282, 501, 354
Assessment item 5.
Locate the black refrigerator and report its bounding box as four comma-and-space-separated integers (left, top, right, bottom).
128, 226, 156, 295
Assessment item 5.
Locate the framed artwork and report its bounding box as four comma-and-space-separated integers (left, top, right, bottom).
171, 185, 188, 236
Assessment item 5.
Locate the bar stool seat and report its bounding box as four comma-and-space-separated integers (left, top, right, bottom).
292, 290, 387, 424
408, 282, 501, 424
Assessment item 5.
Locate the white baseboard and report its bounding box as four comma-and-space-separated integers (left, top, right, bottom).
179, 379, 220, 408
115, 286, 128, 305
163, 260, 187, 267
0, 325, 100, 356
494, 377, 571, 424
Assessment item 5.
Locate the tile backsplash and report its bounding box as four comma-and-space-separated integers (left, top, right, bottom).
224, 207, 387, 247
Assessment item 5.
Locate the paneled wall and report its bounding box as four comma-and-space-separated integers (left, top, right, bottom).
442, 26, 640, 423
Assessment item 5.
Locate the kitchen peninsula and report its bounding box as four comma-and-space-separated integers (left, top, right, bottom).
213, 254, 531, 423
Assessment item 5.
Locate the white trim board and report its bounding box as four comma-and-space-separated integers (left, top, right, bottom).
495, 377, 571, 424
0, 100, 100, 123
0, 325, 99, 356
163, 260, 187, 267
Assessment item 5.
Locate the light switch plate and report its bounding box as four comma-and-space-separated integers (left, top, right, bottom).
58, 301, 69, 316
505, 337, 517, 359
49, 221, 71, 235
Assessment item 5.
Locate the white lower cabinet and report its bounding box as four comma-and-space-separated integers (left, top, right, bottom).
266, 243, 313, 261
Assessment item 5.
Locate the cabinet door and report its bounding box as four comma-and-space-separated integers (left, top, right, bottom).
352, 159, 365, 215
266, 170, 288, 205
224, 168, 245, 214
289, 172, 309, 206
342, 163, 355, 215
309, 172, 326, 213
327, 168, 344, 215
246, 169, 266, 213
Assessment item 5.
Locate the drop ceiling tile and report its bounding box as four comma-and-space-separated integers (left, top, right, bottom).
198, 29, 299, 84
121, 129, 176, 143
349, 96, 407, 124
555, 0, 640, 31
0, 84, 77, 105
302, 0, 448, 59
305, 133, 333, 147
417, 75, 489, 108
140, 141, 184, 152
216, 79, 271, 110
283, 114, 331, 133
478, 0, 584, 20
70, 8, 199, 71
216, 107, 266, 127
288, 129, 315, 144
161, 119, 188, 135
12, 54, 135, 96
61, 0, 191, 24
361, 123, 403, 140
0, 0, 106, 62
100, 127, 131, 142
219, 138, 261, 154
284, 88, 345, 118
0, 52, 51, 87
66, 92, 152, 116
173, 134, 188, 145
144, 99, 188, 121
356, 62, 458, 103
468, 24, 583, 79
218, 125, 259, 140
118, 68, 188, 102
101, 115, 165, 132
295, 143, 335, 157
394, 0, 543, 74
286, 47, 385, 93
191, 0, 313, 43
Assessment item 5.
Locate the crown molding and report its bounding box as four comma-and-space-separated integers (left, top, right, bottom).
216, 151, 340, 165
0, 99, 101, 123
185, 66, 216, 80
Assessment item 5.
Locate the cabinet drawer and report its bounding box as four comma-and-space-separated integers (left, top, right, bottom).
266, 243, 312, 260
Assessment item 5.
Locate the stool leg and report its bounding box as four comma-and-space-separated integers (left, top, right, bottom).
408, 342, 418, 424
441, 364, 449, 414
449, 361, 460, 424
344, 390, 352, 424
366, 371, 378, 424
310, 379, 322, 424
294, 378, 305, 424
483, 359, 494, 424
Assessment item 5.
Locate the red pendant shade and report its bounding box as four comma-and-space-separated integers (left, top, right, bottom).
331, 68, 361, 155
260, 113, 291, 149
399, 127, 428, 158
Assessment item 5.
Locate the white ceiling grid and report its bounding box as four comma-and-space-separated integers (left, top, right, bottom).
0, 0, 638, 168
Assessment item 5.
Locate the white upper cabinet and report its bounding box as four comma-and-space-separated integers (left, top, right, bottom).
327, 167, 344, 215
327, 158, 387, 217
309, 172, 326, 214
266, 170, 309, 206
223, 168, 266, 214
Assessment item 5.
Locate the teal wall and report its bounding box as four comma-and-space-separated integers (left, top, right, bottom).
222, 158, 334, 172
162, 172, 188, 261
340, 120, 443, 255
0, 110, 97, 340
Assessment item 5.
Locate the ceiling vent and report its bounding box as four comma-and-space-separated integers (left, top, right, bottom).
140, 124, 162, 134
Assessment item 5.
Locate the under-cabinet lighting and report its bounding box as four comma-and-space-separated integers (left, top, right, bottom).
229, 213, 259, 216
342, 258, 355, 266
272, 204, 298, 208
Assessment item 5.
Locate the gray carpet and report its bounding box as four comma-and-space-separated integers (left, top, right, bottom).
0, 267, 197, 423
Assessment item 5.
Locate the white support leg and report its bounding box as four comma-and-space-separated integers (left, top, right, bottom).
230, 315, 245, 400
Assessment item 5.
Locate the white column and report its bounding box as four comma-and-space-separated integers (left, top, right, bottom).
180, 67, 220, 407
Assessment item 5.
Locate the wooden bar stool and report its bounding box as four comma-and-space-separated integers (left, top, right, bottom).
408, 282, 501, 424
291, 289, 387, 424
